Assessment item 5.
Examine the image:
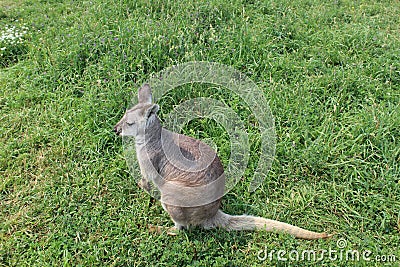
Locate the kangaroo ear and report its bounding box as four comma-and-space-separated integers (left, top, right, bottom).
138, 84, 152, 104
144, 104, 159, 119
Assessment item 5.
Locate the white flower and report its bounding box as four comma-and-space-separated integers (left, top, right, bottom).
0, 24, 29, 48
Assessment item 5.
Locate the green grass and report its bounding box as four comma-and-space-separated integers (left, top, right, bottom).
1, 0, 399, 266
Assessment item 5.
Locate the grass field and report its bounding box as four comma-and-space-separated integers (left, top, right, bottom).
1, 0, 399, 266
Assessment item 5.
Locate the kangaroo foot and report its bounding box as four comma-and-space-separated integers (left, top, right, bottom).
148, 224, 179, 236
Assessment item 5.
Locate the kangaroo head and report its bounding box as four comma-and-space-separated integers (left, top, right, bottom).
114, 84, 159, 137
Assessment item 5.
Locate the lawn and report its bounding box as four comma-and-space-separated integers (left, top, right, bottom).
0, 0, 399, 266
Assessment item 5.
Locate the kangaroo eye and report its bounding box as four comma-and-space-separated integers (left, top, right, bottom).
126, 121, 135, 126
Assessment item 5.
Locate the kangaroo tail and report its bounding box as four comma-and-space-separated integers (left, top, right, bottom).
203, 210, 332, 240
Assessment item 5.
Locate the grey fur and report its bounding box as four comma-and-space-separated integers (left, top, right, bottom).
114, 84, 331, 239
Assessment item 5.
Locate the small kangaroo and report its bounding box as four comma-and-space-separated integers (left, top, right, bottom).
114, 84, 331, 240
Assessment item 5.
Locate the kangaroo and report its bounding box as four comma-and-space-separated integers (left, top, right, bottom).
114, 84, 331, 240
